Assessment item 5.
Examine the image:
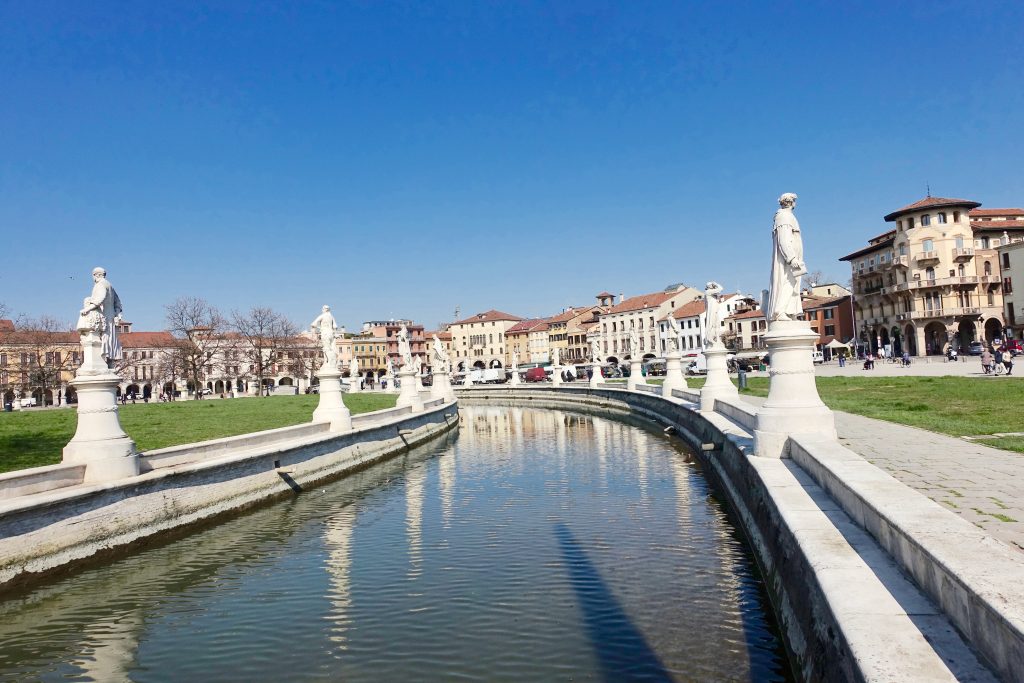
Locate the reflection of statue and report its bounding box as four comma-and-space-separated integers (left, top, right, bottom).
397, 325, 414, 368
704, 281, 724, 347
310, 305, 338, 369
80, 267, 123, 367
629, 326, 640, 354
666, 315, 681, 353
431, 334, 449, 372
766, 193, 807, 322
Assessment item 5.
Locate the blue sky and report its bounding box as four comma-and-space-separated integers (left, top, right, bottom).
2, 1, 1022, 331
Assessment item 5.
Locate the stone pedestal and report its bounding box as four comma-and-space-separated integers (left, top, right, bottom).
312, 366, 352, 432
754, 320, 835, 458
626, 359, 644, 391
551, 365, 562, 386
346, 373, 360, 393
589, 363, 602, 389
661, 350, 688, 397
386, 373, 398, 393
510, 368, 521, 386
396, 367, 424, 412
415, 370, 425, 392
463, 370, 473, 387
248, 380, 259, 396
700, 344, 737, 411
430, 367, 456, 402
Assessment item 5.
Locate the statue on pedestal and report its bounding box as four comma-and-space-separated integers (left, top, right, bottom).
551, 346, 560, 367
350, 356, 359, 378
79, 267, 123, 369
591, 339, 601, 364
704, 281, 724, 347
629, 327, 640, 356
397, 324, 414, 368
310, 305, 338, 370
765, 193, 807, 322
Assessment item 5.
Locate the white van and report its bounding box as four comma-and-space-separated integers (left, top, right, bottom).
811, 351, 824, 364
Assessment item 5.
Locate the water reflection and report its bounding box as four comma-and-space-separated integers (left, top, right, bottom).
0, 406, 790, 682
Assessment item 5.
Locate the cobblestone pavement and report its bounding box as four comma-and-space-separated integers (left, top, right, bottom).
835, 412, 1024, 551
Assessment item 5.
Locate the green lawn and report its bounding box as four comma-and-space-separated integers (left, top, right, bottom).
0, 394, 397, 474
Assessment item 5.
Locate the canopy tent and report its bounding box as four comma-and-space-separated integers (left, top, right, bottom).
824, 339, 850, 349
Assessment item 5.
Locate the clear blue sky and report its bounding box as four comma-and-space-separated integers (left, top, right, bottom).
2, 1, 1022, 331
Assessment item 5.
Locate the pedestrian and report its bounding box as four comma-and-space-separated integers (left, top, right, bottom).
838, 354, 846, 368
902, 351, 910, 367
994, 347, 1004, 375
982, 348, 994, 374
1001, 346, 1014, 375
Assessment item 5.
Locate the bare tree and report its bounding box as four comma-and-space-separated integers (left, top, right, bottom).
6, 315, 77, 405
164, 297, 227, 399
230, 307, 298, 396
0, 302, 9, 320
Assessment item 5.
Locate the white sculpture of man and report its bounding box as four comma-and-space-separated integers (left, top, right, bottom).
310, 305, 338, 370
350, 355, 359, 379
551, 346, 560, 367
431, 334, 449, 372
397, 324, 414, 368
80, 267, 123, 368
766, 193, 807, 322
386, 357, 394, 377
704, 281, 724, 347
511, 353, 518, 371
666, 315, 682, 353
591, 339, 601, 364
629, 326, 640, 355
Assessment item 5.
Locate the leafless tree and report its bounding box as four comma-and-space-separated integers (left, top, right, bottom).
164, 297, 227, 399
0, 302, 9, 320
230, 307, 298, 396
5, 315, 77, 405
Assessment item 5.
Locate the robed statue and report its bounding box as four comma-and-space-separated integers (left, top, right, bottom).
310, 305, 338, 370
629, 326, 640, 355
397, 324, 414, 368
765, 193, 807, 322
590, 338, 601, 364
704, 281, 724, 347
431, 334, 449, 372
79, 267, 123, 367
666, 315, 682, 353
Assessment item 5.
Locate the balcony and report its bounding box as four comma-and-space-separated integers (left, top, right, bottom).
980, 275, 1001, 285
952, 247, 975, 261
916, 250, 939, 265
948, 307, 981, 317
891, 255, 910, 268
898, 307, 981, 321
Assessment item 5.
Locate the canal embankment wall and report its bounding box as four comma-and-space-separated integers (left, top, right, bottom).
0, 398, 459, 592
458, 385, 1008, 683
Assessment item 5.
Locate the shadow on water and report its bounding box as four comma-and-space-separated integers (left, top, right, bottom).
553, 522, 673, 683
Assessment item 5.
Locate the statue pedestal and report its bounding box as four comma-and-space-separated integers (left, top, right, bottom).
430, 367, 455, 402
415, 371, 425, 392
312, 366, 352, 432
661, 351, 688, 397
589, 363, 602, 388
626, 359, 644, 391
386, 374, 399, 393
754, 320, 835, 458
396, 367, 424, 412
551, 365, 562, 386
63, 372, 139, 483
700, 343, 737, 411
510, 368, 520, 386
346, 373, 360, 393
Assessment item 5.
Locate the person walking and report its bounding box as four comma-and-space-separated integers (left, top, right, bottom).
1001, 346, 1014, 375
982, 347, 994, 374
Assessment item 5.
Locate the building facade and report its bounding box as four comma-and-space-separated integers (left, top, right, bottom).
597, 285, 701, 363
448, 310, 524, 371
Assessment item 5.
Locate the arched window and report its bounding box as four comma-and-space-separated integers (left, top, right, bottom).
937, 212, 947, 224
925, 267, 935, 281
921, 214, 931, 226
953, 211, 961, 223
958, 264, 965, 277
984, 261, 992, 275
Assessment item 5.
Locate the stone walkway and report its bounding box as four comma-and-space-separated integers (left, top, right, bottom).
738, 394, 1024, 551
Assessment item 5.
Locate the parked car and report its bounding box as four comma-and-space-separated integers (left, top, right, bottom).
524, 367, 548, 382
1003, 339, 1024, 356
967, 341, 985, 356
811, 351, 824, 364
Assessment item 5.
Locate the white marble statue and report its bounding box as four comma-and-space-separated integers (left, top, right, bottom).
629, 326, 640, 355
666, 315, 682, 353
551, 346, 560, 367
310, 305, 338, 370
704, 281, 724, 347
350, 355, 359, 378
511, 354, 518, 371
386, 357, 394, 377
397, 324, 414, 368
431, 334, 449, 372
79, 267, 123, 367
591, 338, 601, 364
765, 193, 807, 322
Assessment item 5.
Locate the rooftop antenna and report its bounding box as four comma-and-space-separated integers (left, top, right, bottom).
926, 182, 931, 198
454, 305, 460, 321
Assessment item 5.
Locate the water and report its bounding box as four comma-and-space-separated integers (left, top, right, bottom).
0, 406, 791, 682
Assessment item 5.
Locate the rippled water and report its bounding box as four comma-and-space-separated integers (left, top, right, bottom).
0, 405, 791, 682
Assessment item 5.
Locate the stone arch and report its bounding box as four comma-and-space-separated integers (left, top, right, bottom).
642, 353, 657, 361
904, 324, 917, 356
605, 355, 620, 366
214, 380, 225, 394
236, 379, 245, 392
143, 384, 152, 399
489, 358, 503, 368
984, 318, 1002, 343
889, 326, 903, 356
3, 390, 14, 405
473, 360, 486, 369
923, 321, 947, 356
163, 382, 175, 396
206, 381, 213, 392
957, 319, 978, 349
127, 383, 141, 398
278, 377, 294, 386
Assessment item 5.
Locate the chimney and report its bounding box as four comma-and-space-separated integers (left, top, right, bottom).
619, 292, 624, 304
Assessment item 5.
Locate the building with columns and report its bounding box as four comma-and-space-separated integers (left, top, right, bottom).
596, 284, 701, 363
840, 196, 1023, 356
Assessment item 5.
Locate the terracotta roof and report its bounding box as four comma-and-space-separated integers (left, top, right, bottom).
839, 237, 895, 262
669, 299, 707, 320
121, 331, 178, 348
802, 295, 850, 310
506, 318, 548, 334
548, 305, 602, 324
728, 309, 765, 321
868, 229, 897, 244
606, 289, 685, 315
0, 329, 78, 344
424, 330, 451, 341
884, 196, 981, 222
452, 309, 524, 325
972, 220, 1024, 230
0, 319, 13, 332
970, 208, 1024, 217
595, 291, 615, 298
579, 320, 598, 329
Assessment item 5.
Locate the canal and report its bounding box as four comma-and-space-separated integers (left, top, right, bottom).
0, 405, 791, 682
